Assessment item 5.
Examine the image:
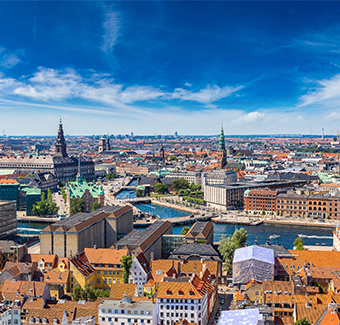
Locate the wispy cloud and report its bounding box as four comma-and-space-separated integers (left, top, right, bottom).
170, 85, 244, 107
101, 8, 121, 54
299, 74, 340, 107
2, 67, 243, 111
0, 47, 23, 69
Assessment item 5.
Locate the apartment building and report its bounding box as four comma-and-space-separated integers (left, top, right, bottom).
79, 248, 128, 290
157, 281, 208, 325
244, 189, 278, 213
98, 296, 157, 325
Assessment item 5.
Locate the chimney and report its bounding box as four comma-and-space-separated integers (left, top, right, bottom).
177, 261, 181, 277
203, 264, 207, 272
94, 245, 97, 250
150, 252, 154, 264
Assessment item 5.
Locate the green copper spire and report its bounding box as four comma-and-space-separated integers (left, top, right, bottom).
219, 125, 226, 151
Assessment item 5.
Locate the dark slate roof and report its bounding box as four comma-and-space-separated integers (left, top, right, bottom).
257, 242, 292, 258
115, 220, 172, 251
138, 176, 159, 185
267, 172, 318, 183
169, 243, 222, 262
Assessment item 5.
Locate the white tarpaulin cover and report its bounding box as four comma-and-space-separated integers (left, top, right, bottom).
217, 309, 264, 325
233, 245, 275, 284
233, 245, 275, 264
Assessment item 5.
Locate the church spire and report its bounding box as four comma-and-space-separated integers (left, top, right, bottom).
106, 132, 111, 151
55, 119, 68, 157
219, 124, 226, 151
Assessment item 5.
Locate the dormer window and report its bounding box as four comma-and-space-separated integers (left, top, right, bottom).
36, 317, 41, 324
29, 317, 35, 324
189, 290, 194, 296
53, 318, 58, 324
178, 290, 184, 296
43, 318, 48, 325
166, 290, 172, 296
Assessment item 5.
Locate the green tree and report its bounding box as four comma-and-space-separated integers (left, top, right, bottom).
70, 198, 85, 215
294, 237, 304, 250
61, 188, 67, 202
71, 283, 82, 301
293, 318, 311, 325
47, 189, 53, 203
180, 226, 190, 235
293, 237, 303, 246
262, 210, 265, 215
136, 189, 143, 197
92, 201, 101, 212
172, 178, 189, 191
218, 228, 248, 274
154, 183, 168, 194
120, 255, 132, 284
32, 192, 49, 216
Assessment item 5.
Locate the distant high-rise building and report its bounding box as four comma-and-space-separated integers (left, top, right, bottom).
174, 131, 178, 137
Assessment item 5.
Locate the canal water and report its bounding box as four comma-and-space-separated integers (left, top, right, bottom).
135, 203, 191, 219
133, 204, 334, 249
17, 202, 335, 250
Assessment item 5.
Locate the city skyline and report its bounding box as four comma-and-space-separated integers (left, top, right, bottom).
1, 1, 340, 135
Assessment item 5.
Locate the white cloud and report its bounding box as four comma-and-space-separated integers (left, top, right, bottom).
13, 68, 81, 101
1, 67, 243, 112
231, 111, 266, 125
1, 54, 21, 69
102, 9, 121, 53
170, 84, 243, 105
324, 112, 340, 121
0, 47, 23, 69
299, 74, 340, 107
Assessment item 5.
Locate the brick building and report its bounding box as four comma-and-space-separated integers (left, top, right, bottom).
244, 189, 277, 213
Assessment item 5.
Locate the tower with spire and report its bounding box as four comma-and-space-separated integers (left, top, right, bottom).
55, 119, 68, 157
217, 124, 227, 169
106, 133, 111, 151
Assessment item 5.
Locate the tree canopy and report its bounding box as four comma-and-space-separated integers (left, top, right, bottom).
70, 198, 85, 215
91, 201, 101, 212
155, 183, 169, 194
218, 228, 248, 275
71, 283, 109, 301
120, 255, 132, 284
32, 191, 59, 216
294, 237, 304, 250
180, 226, 190, 235
293, 318, 311, 325
172, 178, 189, 191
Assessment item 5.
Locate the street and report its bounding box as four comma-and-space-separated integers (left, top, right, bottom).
208, 292, 232, 325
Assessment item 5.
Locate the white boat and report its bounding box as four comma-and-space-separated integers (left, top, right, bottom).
269, 234, 280, 239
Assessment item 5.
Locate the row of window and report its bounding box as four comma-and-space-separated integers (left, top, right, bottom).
101, 318, 150, 324
94, 264, 121, 268
101, 309, 151, 315
160, 312, 197, 319
97, 278, 121, 284
158, 299, 199, 303
161, 305, 199, 311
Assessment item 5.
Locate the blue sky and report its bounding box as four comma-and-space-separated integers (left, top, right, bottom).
1, 1, 340, 136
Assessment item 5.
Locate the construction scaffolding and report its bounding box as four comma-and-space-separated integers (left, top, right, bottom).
233, 245, 274, 285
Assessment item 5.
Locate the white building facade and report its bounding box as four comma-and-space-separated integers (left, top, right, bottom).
98, 297, 157, 325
